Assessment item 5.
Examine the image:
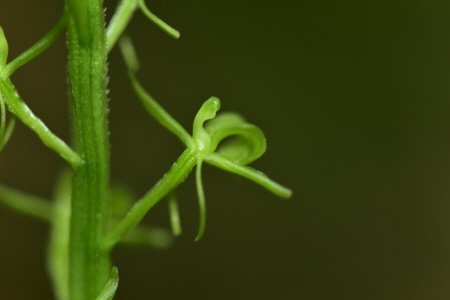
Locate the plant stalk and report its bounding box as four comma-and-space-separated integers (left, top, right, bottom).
66, 1, 110, 299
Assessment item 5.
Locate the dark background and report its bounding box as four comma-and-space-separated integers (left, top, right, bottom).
1, 1, 450, 299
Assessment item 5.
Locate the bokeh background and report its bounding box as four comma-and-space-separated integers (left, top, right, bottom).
1, 1, 450, 299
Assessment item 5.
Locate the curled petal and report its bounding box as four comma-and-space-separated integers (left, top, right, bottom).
204, 112, 245, 135
210, 122, 266, 165
204, 112, 266, 165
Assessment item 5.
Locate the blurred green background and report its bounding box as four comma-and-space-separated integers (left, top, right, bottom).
1, 0, 450, 299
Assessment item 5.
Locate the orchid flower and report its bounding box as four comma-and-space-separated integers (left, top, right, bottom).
102, 36, 292, 247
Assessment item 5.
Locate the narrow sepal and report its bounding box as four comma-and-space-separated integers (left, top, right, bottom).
205, 152, 292, 198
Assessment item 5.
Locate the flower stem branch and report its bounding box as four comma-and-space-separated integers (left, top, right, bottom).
0, 184, 52, 222
102, 149, 196, 251
2, 12, 68, 78
0, 78, 83, 167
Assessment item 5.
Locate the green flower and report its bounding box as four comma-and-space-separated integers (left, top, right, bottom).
189, 97, 291, 240
127, 69, 291, 241
102, 36, 292, 248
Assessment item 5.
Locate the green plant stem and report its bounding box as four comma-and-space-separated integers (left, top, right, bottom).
48, 171, 72, 300
66, 0, 110, 299
128, 72, 194, 148
103, 149, 197, 251
0, 184, 52, 222
2, 12, 67, 78
0, 78, 83, 167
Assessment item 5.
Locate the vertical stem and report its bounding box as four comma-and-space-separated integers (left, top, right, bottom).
66, 1, 110, 299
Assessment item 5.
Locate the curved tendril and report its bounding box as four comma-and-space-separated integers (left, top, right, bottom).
168, 191, 182, 236
195, 157, 207, 241
137, 0, 180, 39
